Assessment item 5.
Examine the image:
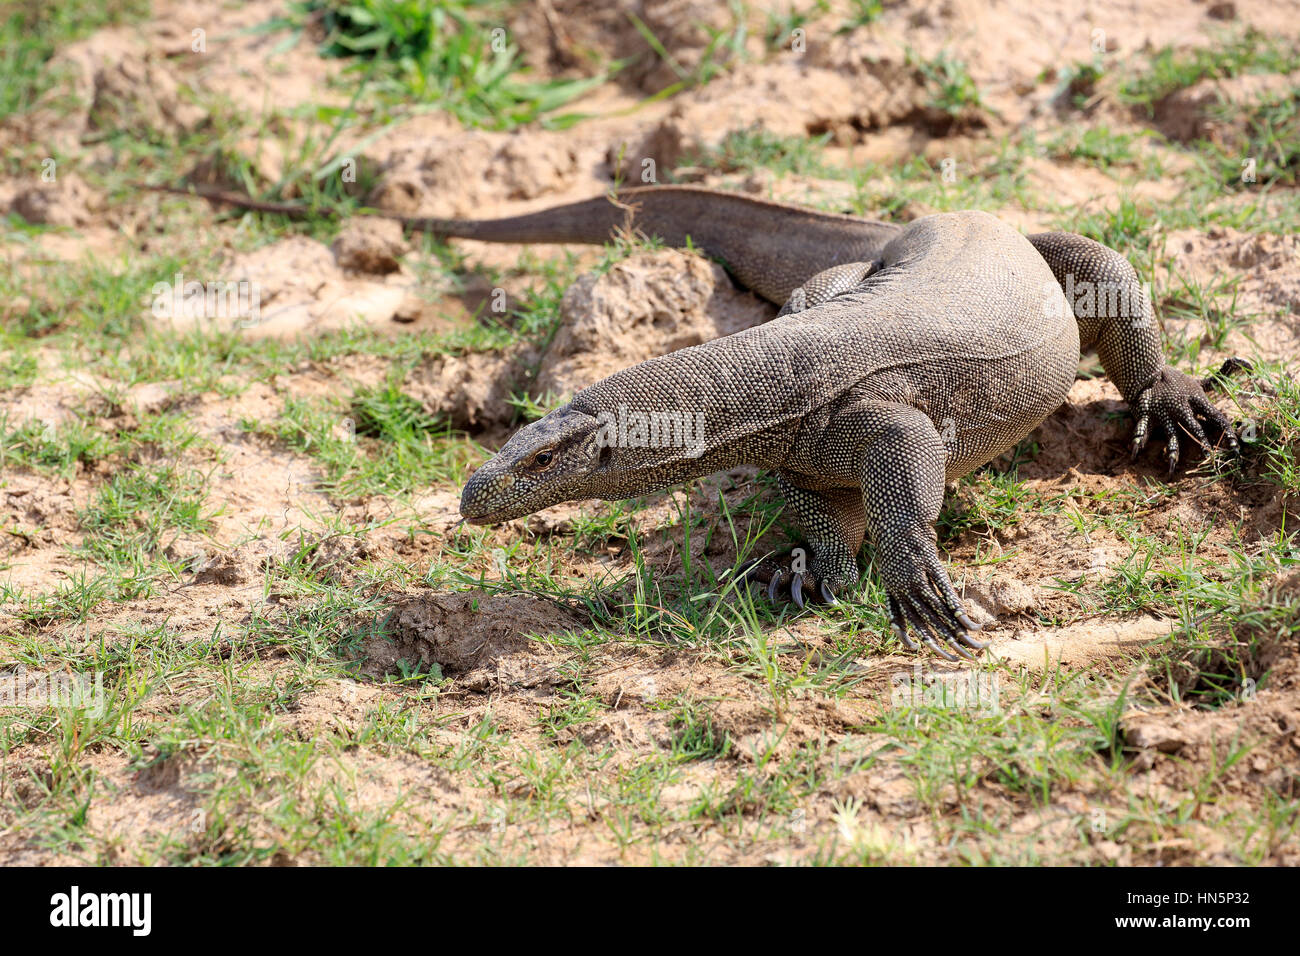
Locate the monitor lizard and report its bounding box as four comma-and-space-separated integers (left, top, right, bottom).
146, 183, 1242, 657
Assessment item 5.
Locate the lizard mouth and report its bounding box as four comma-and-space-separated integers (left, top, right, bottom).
459, 467, 519, 525
458, 497, 506, 525
461, 511, 508, 526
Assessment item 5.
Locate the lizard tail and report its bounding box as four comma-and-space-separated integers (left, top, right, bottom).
400, 194, 631, 244
134, 182, 629, 245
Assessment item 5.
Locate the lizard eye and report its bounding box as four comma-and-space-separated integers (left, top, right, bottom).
527, 448, 556, 471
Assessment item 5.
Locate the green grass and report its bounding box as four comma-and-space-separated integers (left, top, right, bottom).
625, 1, 751, 93
278, 0, 607, 129
678, 128, 839, 180
242, 385, 478, 498
77, 459, 213, 598
3, 6, 1298, 866
0, 0, 150, 120
909, 49, 985, 118
1207, 86, 1300, 188
848, 137, 1037, 220
1118, 29, 1300, 111
838, 0, 883, 33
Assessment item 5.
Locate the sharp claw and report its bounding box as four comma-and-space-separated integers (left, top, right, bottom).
892, 623, 919, 652
735, 558, 761, 584
1201, 356, 1253, 392
1132, 424, 1149, 459
946, 639, 976, 661
766, 573, 782, 604
790, 573, 806, 610
955, 611, 981, 632
905, 594, 972, 662
819, 580, 837, 604
958, 630, 990, 650
1192, 396, 1240, 457
923, 635, 959, 662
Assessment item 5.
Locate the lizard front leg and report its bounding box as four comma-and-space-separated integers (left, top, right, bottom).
737, 479, 864, 607
743, 399, 984, 660
1028, 232, 1244, 472
852, 403, 985, 660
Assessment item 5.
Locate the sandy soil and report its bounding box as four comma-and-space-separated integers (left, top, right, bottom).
1, 0, 1298, 864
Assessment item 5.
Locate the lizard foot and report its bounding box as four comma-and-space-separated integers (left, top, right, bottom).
877, 530, 986, 662
735, 549, 845, 610
1131, 361, 1247, 474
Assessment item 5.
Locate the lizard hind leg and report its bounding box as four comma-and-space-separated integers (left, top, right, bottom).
777, 260, 882, 317
1028, 231, 1244, 470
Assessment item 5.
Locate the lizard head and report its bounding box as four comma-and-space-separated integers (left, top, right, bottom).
459, 406, 607, 525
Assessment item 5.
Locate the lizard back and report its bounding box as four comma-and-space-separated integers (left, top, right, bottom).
571, 210, 1078, 479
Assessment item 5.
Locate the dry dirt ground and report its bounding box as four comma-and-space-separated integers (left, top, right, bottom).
0, 0, 1298, 864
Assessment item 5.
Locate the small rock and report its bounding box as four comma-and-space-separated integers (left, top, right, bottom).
331, 218, 407, 274
9, 173, 98, 227
390, 296, 423, 324
1123, 718, 1188, 754
962, 575, 1035, 626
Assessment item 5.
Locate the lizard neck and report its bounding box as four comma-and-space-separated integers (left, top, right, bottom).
569, 370, 793, 503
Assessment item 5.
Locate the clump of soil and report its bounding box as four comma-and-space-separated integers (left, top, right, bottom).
7, 173, 101, 227
362, 590, 585, 686
331, 219, 409, 275
1152, 69, 1300, 143
406, 349, 526, 430
537, 249, 768, 398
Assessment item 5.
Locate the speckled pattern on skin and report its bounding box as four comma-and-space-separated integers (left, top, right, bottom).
459, 202, 1239, 659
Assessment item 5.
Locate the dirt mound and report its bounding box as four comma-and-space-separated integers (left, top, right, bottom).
612, 49, 932, 178
1153, 70, 1300, 143
367, 123, 588, 217
146, 234, 420, 338
1, 0, 350, 149
508, 0, 763, 93
7, 172, 101, 228
6, 30, 201, 153
363, 590, 584, 688
961, 575, 1037, 626
331, 219, 409, 275
538, 250, 769, 398
406, 349, 525, 431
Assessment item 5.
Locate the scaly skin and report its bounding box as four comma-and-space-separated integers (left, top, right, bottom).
147, 182, 1241, 656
